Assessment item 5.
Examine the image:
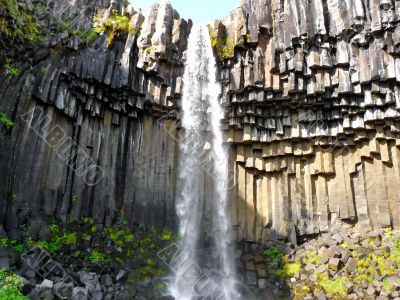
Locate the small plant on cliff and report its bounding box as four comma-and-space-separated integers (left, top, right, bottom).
0, 238, 7, 248
4, 64, 19, 77
28, 223, 77, 253
0, 0, 41, 42
58, 18, 100, 46
159, 229, 173, 241
0, 112, 13, 129
207, 24, 235, 61
93, 9, 139, 47
0, 269, 28, 300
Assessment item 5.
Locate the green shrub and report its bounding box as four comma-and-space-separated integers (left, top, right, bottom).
0, 112, 14, 130
0, 0, 41, 42
160, 229, 172, 241
0, 269, 28, 300
10, 241, 24, 255
28, 223, 77, 253
89, 249, 108, 264
4, 64, 19, 77
207, 24, 235, 60
93, 9, 139, 47
263, 247, 284, 261
71, 27, 99, 45
0, 239, 7, 248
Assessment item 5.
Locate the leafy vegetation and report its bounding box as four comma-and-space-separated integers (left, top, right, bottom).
263, 246, 284, 261
93, 9, 139, 47
5, 216, 176, 296
89, 249, 109, 264
0, 239, 7, 248
207, 25, 235, 61
0, 112, 13, 129
0, 0, 42, 42
160, 229, 173, 241
318, 275, 348, 298
27, 223, 77, 253
0, 269, 28, 300
11, 240, 24, 255
57, 19, 99, 45
4, 64, 19, 77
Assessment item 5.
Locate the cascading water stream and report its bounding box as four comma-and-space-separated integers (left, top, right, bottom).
169, 25, 240, 300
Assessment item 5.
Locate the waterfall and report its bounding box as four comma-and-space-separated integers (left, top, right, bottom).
168, 25, 240, 300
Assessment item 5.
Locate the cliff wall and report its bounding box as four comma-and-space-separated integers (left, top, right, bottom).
2, 0, 400, 242
0, 0, 190, 233
210, 0, 400, 241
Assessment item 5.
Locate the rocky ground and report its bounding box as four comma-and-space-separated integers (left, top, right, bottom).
0, 218, 176, 299
2, 223, 400, 299
239, 227, 400, 300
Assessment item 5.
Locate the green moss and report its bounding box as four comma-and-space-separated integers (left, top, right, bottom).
0, 112, 13, 130
154, 281, 167, 295
263, 247, 285, 261
283, 263, 301, 277
144, 45, 158, 54
383, 279, 394, 292
28, 223, 77, 253
207, 24, 235, 61
246, 33, 251, 43
89, 249, 109, 264
4, 64, 19, 77
159, 229, 173, 241
83, 28, 99, 45
10, 240, 24, 255
319, 276, 348, 298
0, 269, 28, 300
103, 225, 136, 247
81, 216, 95, 225
353, 274, 372, 283
93, 9, 138, 47
0, 238, 8, 248
56, 18, 99, 46
0, 0, 42, 42
58, 19, 71, 32
304, 251, 322, 265
276, 262, 301, 279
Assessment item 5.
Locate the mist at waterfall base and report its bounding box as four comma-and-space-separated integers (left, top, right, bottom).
167, 25, 241, 300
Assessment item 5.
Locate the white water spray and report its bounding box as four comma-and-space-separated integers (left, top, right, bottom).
169, 25, 239, 300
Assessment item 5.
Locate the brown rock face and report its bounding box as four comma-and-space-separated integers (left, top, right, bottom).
215, 0, 400, 241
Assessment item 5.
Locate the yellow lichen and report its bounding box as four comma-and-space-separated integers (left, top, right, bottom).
207, 24, 235, 61
93, 9, 139, 47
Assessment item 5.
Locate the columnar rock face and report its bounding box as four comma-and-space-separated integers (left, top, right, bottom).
0, 0, 190, 231
2, 0, 400, 243
210, 0, 400, 241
